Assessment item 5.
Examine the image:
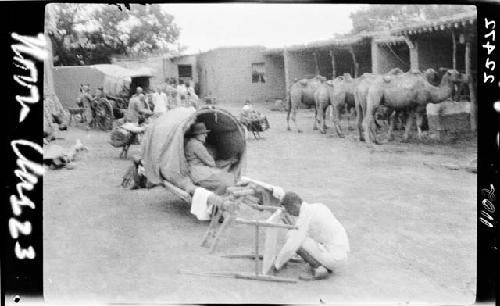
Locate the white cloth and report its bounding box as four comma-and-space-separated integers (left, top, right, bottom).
121, 123, 146, 133
272, 186, 285, 201
152, 92, 168, 116
274, 202, 350, 270
190, 187, 214, 221
177, 84, 187, 95
242, 104, 253, 112
187, 86, 196, 97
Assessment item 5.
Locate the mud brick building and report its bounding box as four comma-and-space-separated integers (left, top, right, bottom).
193, 46, 286, 105
50, 10, 477, 132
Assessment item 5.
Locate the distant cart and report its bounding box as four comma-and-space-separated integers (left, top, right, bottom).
54, 64, 154, 118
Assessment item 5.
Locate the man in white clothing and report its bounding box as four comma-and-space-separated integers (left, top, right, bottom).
152, 86, 168, 118
176, 80, 188, 107
271, 191, 350, 280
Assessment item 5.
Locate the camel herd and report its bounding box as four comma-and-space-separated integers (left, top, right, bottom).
286, 68, 461, 145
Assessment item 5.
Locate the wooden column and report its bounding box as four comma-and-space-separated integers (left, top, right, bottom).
370, 39, 379, 74
283, 48, 291, 101
465, 35, 477, 132
329, 50, 336, 78
348, 46, 359, 78
312, 51, 320, 76
404, 36, 419, 71
451, 30, 457, 70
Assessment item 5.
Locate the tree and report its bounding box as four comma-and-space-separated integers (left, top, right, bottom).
46, 4, 181, 66
350, 5, 476, 34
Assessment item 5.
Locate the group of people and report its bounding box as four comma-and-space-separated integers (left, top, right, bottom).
77, 78, 200, 130
77, 84, 116, 130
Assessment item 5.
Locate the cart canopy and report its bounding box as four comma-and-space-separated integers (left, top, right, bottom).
92, 64, 153, 96
141, 106, 247, 191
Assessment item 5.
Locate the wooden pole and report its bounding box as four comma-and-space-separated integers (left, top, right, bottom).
451, 30, 457, 70
234, 218, 297, 229
329, 50, 336, 78
404, 36, 419, 71
348, 46, 359, 78
254, 225, 260, 275
313, 51, 320, 76
465, 35, 477, 132
209, 216, 233, 254
283, 48, 291, 101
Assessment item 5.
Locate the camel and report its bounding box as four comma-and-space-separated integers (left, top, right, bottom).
380, 68, 440, 142
363, 68, 460, 145
314, 73, 355, 136
383, 68, 438, 139
313, 81, 335, 135
353, 69, 404, 142
286, 76, 324, 133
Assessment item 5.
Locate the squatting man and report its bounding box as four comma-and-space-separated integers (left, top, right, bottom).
270, 191, 350, 281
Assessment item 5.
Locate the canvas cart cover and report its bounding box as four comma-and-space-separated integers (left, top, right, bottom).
92, 64, 153, 96
141, 107, 247, 191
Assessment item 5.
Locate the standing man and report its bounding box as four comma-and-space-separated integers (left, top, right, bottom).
126, 87, 152, 125
185, 80, 199, 109
77, 84, 93, 127
271, 191, 350, 281
176, 79, 188, 107
165, 78, 178, 109
152, 86, 168, 119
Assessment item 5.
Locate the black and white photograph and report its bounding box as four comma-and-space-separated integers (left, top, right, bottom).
4, 2, 498, 305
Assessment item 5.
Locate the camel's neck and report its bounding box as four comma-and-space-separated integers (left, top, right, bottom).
428, 74, 453, 103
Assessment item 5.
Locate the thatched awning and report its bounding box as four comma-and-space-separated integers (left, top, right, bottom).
391, 11, 477, 36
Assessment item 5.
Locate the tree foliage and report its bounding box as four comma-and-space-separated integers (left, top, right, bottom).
46, 4, 181, 66
350, 5, 476, 34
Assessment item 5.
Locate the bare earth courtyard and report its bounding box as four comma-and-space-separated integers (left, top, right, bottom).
43, 104, 477, 304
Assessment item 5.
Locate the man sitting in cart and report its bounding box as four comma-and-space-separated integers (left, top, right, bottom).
185, 122, 238, 195
270, 191, 350, 281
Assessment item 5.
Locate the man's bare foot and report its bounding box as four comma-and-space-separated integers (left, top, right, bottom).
299, 266, 330, 281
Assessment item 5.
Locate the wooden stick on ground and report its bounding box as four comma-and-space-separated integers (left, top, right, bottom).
254, 224, 260, 275
201, 208, 222, 247
222, 254, 304, 263
209, 215, 234, 254
234, 218, 297, 230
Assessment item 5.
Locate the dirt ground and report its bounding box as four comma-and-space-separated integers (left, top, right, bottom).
43, 103, 477, 304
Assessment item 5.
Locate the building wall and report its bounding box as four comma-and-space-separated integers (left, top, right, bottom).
112, 56, 167, 89
411, 28, 477, 74
168, 55, 198, 83
373, 43, 410, 74
415, 33, 453, 71
332, 49, 355, 77
163, 59, 178, 81
195, 46, 285, 105
53, 66, 105, 109
264, 54, 286, 100
287, 50, 317, 82
196, 50, 218, 98
354, 44, 372, 76
317, 51, 334, 79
